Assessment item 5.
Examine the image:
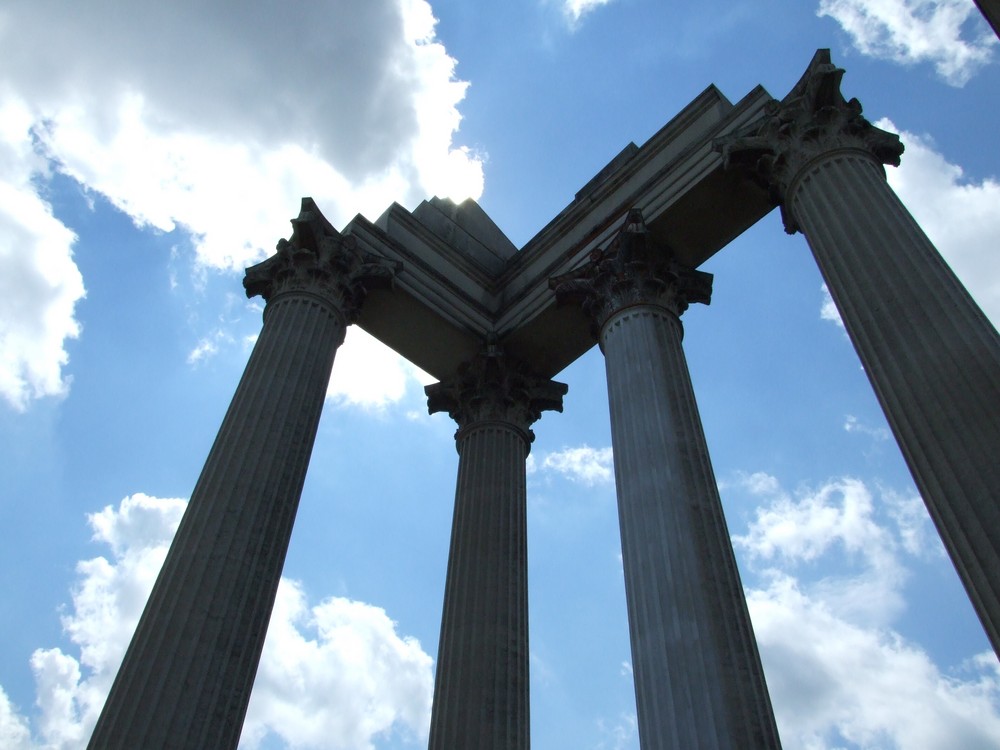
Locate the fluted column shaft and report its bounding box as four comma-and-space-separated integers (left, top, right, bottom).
426, 350, 565, 750
790, 150, 1000, 653
89, 293, 345, 750
429, 422, 531, 749
722, 50, 1000, 657
974, 0, 1000, 39
551, 210, 781, 750
602, 305, 780, 749
89, 200, 398, 749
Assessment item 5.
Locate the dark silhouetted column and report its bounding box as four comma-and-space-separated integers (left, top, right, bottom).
551, 211, 782, 750
88, 199, 399, 749
722, 49, 1000, 658
975, 0, 1000, 39
426, 344, 566, 750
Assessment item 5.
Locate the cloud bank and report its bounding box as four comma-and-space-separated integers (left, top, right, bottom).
0, 494, 432, 749
0, 99, 85, 411
733, 474, 1000, 749
0, 0, 482, 411
818, 0, 996, 85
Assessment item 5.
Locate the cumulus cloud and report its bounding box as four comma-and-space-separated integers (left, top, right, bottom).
0, 99, 85, 411
0, 493, 432, 749
818, 0, 996, 85
2, 0, 483, 271
731, 473, 1000, 748
0, 0, 482, 408
735, 474, 907, 625
750, 579, 1000, 749
241, 585, 433, 749
0, 686, 32, 750
528, 444, 615, 485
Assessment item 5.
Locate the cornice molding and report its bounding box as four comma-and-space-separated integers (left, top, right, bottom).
339, 83, 773, 380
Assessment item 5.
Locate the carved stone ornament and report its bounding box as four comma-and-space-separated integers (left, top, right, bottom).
549, 208, 712, 331
718, 49, 905, 234
243, 197, 401, 322
426, 340, 568, 442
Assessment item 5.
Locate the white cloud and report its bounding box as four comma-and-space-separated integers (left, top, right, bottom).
749, 577, 1000, 749
0, 686, 32, 750
0, 0, 482, 409
243, 584, 432, 749
736, 475, 889, 563
0, 0, 483, 269
563, 0, 615, 28
0, 493, 432, 749
819, 284, 845, 329
735, 475, 907, 625
0, 98, 85, 411
878, 119, 1000, 326
531, 445, 615, 485
21, 493, 186, 748
327, 327, 434, 411
731, 473, 1000, 748
843, 414, 891, 441
187, 330, 225, 365
818, 0, 996, 85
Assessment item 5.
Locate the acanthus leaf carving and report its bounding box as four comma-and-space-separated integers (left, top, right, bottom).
243, 197, 401, 322
426, 339, 567, 443
549, 208, 712, 332
718, 49, 904, 234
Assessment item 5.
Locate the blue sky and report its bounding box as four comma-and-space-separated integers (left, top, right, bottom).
1, 1, 999, 748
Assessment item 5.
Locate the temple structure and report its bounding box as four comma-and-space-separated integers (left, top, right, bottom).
88, 50, 1000, 749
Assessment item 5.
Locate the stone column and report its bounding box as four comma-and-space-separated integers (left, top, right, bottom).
88, 200, 399, 750
551, 211, 782, 749
721, 49, 1000, 658
425, 344, 566, 750
975, 0, 1000, 39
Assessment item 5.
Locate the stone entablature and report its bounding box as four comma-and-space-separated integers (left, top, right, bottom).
339, 83, 775, 382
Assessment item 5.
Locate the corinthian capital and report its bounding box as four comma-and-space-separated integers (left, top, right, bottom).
549, 209, 712, 330
718, 49, 904, 233
426, 341, 567, 443
244, 198, 401, 322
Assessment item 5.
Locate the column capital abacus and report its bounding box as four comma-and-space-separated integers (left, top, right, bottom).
549, 209, 712, 333
718, 49, 904, 234
243, 197, 401, 323
425, 342, 567, 446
